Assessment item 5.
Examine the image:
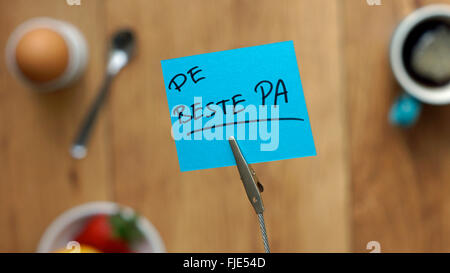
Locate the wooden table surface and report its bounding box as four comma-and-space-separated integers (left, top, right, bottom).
0, 0, 449, 253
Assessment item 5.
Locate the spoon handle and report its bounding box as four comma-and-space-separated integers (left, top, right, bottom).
71, 75, 113, 159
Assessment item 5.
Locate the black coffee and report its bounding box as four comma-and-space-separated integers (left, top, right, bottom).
402, 17, 450, 87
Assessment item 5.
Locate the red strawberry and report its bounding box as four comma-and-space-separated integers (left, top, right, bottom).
74, 212, 143, 253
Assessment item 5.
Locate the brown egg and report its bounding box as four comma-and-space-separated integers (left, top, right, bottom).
15, 28, 69, 83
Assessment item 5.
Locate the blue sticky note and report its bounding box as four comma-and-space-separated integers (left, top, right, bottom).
161, 41, 316, 172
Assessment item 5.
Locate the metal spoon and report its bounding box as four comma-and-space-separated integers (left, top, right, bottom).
71, 29, 136, 159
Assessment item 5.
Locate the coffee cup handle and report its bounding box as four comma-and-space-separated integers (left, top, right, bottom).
389, 93, 422, 127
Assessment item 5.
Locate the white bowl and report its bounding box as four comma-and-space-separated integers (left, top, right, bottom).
37, 202, 165, 253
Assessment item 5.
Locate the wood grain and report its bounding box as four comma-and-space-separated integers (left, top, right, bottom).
343, 0, 450, 252
104, 0, 349, 252
0, 0, 112, 252
1, 0, 449, 253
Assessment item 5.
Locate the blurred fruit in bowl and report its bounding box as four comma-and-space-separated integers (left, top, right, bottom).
54, 243, 101, 253
37, 202, 165, 253
75, 212, 143, 253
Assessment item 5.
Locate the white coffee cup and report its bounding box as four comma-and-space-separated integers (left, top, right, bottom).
389, 5, 450, 127
5, 17, 88, 92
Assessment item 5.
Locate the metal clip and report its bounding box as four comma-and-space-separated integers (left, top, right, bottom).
228, 136, 264, 214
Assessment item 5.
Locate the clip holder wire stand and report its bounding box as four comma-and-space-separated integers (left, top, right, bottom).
228, 136, 270, 253
257, 213, 270, 253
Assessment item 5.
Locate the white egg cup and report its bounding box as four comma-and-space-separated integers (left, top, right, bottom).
5, 17, 88, 92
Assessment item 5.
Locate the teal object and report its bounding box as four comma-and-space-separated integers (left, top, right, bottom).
389, 93, 422, 127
